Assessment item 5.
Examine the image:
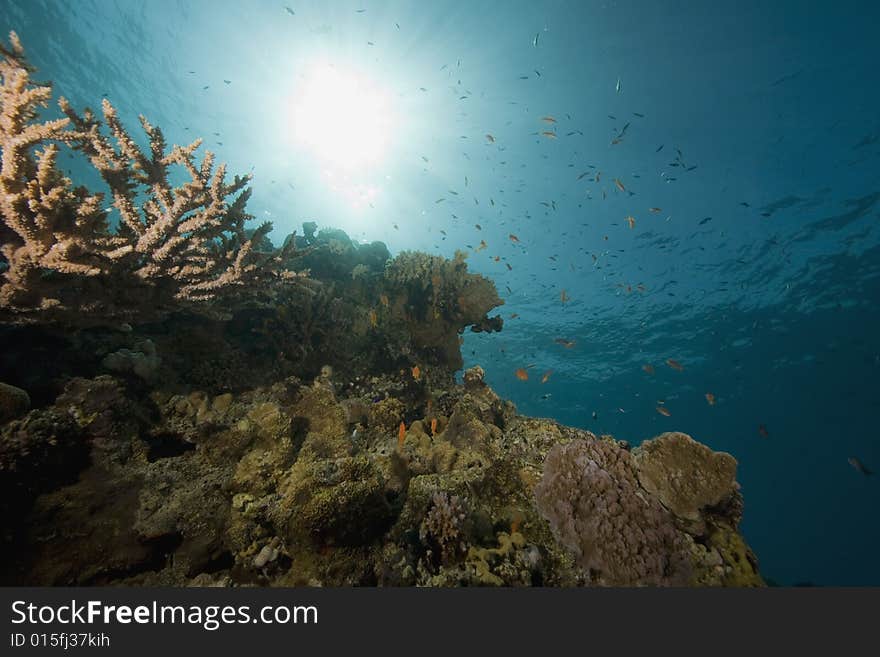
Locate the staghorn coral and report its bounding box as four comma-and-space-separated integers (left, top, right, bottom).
534, 438, 691, 586
0, 32, 302, 325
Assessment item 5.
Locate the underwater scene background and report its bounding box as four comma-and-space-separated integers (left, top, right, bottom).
0, 0, 878, 586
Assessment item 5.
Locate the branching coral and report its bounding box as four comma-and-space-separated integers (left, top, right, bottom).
0, 32, 301, 324
420, 491, 468, 562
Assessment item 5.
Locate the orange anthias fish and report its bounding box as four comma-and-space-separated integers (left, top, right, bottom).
369, 309, 378, 327
541, 131, 557, 139
411, 365, 421, 380
477, 240, 488, 251
509, 233, 520, 243
379, 294, 389, 307
430, 417, 438, 436
541, 115, 557, 123
560, 289, 569, 304
642, 364, 655, 375
614, 178, 626, 192
626, 215, 636, 229
656, 406, 671, 417
398, 421, 406, 449
666, 358, 684, 371
515, 368, 529, 381
541, 369, 553, 384
554, 338, 576, 348
486, 134, 495, 143
705, 392, 716, 406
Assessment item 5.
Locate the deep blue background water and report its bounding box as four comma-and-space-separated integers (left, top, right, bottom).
2, 0, 878, 585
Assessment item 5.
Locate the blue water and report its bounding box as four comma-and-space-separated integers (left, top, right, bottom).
3, 0, 878, 585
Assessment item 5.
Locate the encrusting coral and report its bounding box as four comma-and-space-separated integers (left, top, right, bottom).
0, 32, 302, 325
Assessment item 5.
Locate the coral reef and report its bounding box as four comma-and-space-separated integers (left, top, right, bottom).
0, 33, 763, 588
0, 356, 763, 587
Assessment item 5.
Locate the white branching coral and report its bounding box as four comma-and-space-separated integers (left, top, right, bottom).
0, 32, 301, 324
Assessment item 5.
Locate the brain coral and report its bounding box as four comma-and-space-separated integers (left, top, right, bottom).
534, 438, 690, 586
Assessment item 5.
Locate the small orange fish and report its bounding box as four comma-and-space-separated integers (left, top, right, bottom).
626, 215, 636, 229
493, 255, 501, 262
509, 313, 519, 319
379, 294, 389, 307
642, 364, 655, 375
541, 369, 553, 384
412, 365, 421, 380
705, 392, 716, 406
554, 338, 576, 348
541, 116, 557, 123
560, 289, 569, 304
656, 406, 671, 417
649, 207, 662, 213
614, 178, 625, 192
398, 421, 406, 448
509, 233, 520, 243
541, 131, 557, 139
666, 358, 684, 371
486, 134, 495, 143
477, 240, 488, 251
515, 368, 529, 381
430, 417, 438, 436
758, 424, 769, 438
369, 309, 378, 327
